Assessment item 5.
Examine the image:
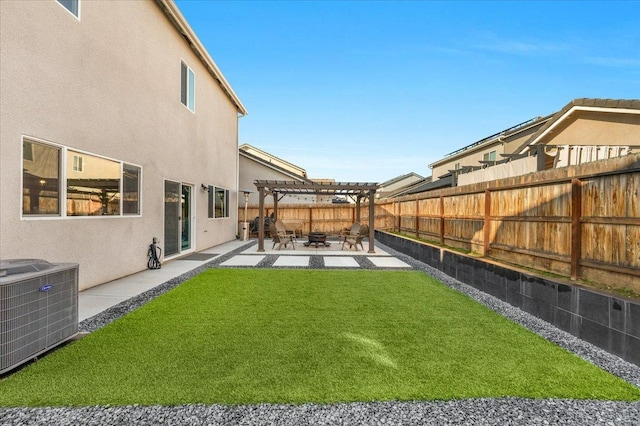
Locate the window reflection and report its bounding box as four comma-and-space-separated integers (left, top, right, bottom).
123, 164, 140, 215
22, 141, 60, 215
67, 151, 120, 216
215, 188, 228, 218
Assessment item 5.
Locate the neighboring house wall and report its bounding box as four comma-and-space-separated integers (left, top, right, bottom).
240, 144, 307, 178
377, 173, 424, 198
430, 120, 547, 181
429, 101, 639, 190
239, 147, 333, 205
528, 110, 639, 147
458, 156, 538, 186
0, 0, 243, 290
239, 154, 316, 205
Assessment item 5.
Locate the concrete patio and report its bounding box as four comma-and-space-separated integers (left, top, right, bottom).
78, 238, 411, 322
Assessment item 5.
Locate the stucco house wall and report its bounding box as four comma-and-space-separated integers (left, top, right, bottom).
239, 154, 315, 205
0, 0, 244, 290
527, 110, 640, 147
430, 120, 545, 181
239, 155, 334, 205
428, 100, 639, 190
377, 173, 424, 198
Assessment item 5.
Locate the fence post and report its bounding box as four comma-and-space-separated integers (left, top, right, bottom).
571, 178, 582, 280
397, 202, 402, 232
484, 189, 491, 256
391, 200, 398, 232
536, 145, 546, 171
415, 198, 420, 239
439, 196, 445, 245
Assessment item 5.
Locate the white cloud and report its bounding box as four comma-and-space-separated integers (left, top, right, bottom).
469, 31, 569, 56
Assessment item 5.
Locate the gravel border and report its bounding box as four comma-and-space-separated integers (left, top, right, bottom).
2, 240, 639, 425
1, 399, 639, 426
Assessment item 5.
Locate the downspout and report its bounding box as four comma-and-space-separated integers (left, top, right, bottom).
236, 113, 240, 238
236, 111, 246, 239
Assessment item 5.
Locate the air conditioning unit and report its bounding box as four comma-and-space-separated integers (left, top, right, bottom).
1, 259, 79, 374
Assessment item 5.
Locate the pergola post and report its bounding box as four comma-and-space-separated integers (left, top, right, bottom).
257, 186, 265, 252
356, 195, 362, 223
273, 191, 278, 221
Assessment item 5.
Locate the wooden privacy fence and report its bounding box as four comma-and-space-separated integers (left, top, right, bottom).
238, 155, 639, 291
391, 155, 640, 291
239, 203, 395, 236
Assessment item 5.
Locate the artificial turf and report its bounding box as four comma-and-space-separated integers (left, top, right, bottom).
1, 269, 638, 406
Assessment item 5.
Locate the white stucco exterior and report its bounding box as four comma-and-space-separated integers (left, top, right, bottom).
0, 0, 245, 290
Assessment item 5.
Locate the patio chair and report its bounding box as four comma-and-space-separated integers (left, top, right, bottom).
341, 222, 367, 251
270, 220, 296, 250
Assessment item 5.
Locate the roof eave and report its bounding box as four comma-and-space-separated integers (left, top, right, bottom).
518, 101, 640, 155
240, 151, 310, 182
240, 144, 307, 176
156, 0, 248, 116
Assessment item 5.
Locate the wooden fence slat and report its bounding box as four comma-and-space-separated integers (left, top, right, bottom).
571, 178, 582, 280
484, 189, 491, 255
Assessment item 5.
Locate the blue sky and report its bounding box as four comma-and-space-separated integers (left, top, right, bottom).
175, 0, 640, 184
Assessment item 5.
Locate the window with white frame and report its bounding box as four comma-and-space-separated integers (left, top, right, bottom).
57, 0, 79, 18
207, 186, 229, 218
72, 154, 83, 172
22, 138, 141, 217
180, 61, 195, 112
483, 151, 496, 162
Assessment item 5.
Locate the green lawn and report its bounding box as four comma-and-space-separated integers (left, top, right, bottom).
1, 269, 638, 407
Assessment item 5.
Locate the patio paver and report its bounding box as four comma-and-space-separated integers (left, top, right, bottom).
323, 256, 360, 268
220, 255, 265, 267
273, 256, 310, 267
368, 257, 411, 268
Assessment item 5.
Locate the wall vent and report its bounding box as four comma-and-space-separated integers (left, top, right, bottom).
1, 259, 78, 374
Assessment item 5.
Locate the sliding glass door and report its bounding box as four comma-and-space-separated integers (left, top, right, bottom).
181, 185, 192, 251
164, 181, 193, 257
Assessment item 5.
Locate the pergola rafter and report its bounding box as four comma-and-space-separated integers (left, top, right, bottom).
254, 180, 378, 253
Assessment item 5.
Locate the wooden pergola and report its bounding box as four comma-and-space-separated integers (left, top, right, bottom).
254, 180, 378, 253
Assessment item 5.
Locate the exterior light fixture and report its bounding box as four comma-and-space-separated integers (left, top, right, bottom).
241, 189, 252, 241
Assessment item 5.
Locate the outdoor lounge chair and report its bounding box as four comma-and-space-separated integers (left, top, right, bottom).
270, 220, 296, 250
341, 222, 366, 251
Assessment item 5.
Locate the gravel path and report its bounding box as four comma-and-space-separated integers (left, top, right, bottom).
2, 241, 639, 425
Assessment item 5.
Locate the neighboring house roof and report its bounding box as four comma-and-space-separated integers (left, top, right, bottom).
517, 98, 640, 154
384, 176, 451, 198
403, 175, 452, 195
429, 115, 553, 168
379, 172, 424, 189
240, 144, 310, 182
156, 0, 247, 115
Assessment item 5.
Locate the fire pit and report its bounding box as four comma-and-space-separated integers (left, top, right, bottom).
304, 232, 330, 247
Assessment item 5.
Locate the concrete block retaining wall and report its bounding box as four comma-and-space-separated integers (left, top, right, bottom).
376, 231, 640, 367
